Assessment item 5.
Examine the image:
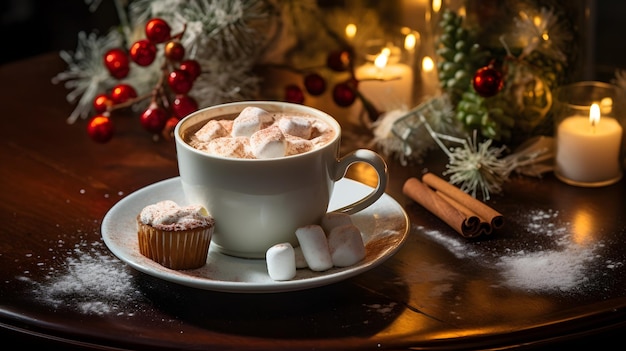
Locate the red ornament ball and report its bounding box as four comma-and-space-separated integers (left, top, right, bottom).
165, 40, 185, 62
326, 50, 351, 72
93, 93, 111, 113
103, 48, 129, 79
87, 115, 114, 143
145, 18, 172, 44
472, 66, 503, 98
140, 103, 169, 134
129, 39, 157, 66
332, 80, 357, 107
167, 69, 193, 94
162, 117, 181, 140
110, 84, 137, 104
172, 94, 198, 118
179, 59, 201, 80
304, 73, 326, 96
284, 84, 305, 104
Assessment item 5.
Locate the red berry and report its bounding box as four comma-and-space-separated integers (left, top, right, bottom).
172, 94, 198, 118
326, 50, 351, 72
285, 84, 305, 104
93, 93, 112, 113
332, 81, 357, 107
110, 84, 137, 104
103, 48, 129, 79
179, 59, 201, 80
472, 65, 503, 98
167, 69, 193, 94
304, 72, 326, 96
164, 40, 185, 61
145, 18, 171, 43
129, 39, 157, 66
140, 103, 169, 133
87, 115, 114, 143
162, 117, 181, 140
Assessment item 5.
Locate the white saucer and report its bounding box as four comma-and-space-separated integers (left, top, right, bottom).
101, 177, 409, 293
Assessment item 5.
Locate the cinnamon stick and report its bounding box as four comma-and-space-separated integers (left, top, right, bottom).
422, 173, 504, 230
402, 174, 504, 238
436, 191, 494, 236
402, 177, 469, 235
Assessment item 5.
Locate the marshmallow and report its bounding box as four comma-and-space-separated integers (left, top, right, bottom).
194, 119, 232, 143
231, 107, 274, 137
285, 135, 314, 156
250, 125, 286, 159
205, 136, 253, 158
327, 224, 365, 267
278, 116, 313, 139
295, 225, 333, 271
309, 119, 335, 147
293, 245, 308, 269
266, 243, 296, 281
320, 212, 353, 233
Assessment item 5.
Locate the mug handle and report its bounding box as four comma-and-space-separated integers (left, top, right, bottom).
332, 149, 389, 215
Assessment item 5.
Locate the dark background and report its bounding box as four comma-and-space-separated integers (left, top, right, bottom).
1, 0, 625, 81
0, 1, 625, 349
0, 0, 117, 64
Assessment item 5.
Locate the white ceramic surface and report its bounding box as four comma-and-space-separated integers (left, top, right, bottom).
174, 101, 388, 258
101, 177, 409, 293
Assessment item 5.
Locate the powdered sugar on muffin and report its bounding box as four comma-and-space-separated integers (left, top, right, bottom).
137, 200, 215, 270
139, 200, 214, 231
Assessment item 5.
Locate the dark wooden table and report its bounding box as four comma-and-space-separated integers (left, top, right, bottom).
1, 53, 625, 350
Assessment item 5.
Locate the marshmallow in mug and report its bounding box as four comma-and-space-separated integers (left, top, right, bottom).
189, 106, 334, 159
175, 101, 389, 259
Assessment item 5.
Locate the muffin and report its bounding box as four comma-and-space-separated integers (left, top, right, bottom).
137, 200, 215, 270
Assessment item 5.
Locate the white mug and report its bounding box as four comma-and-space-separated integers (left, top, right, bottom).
174, 101, 388, 258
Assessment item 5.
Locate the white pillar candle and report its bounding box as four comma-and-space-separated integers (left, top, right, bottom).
556, 103, 623, 185
355, 49, 414, 112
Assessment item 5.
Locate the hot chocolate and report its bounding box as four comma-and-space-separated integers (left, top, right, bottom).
174, 101, 388, 258
184, 106, 336, 159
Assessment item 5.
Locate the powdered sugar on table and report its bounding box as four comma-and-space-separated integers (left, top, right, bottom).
18, 240, 145, 316
419, 208, 623, 293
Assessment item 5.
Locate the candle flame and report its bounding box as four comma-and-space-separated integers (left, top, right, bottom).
422, 56, 434, 72
404, 33, 417, 50
589, 103, 600, 127
345, 23, 357, 40
432, 0, 442, 13
375, 50, 389, 69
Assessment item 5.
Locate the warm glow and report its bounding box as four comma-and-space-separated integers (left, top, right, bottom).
422, 56, 434, 72
345, 23, 357, 40
457, 6, 466, 17
432, 0, 441, 13
600, 96, 613, 114
404, 33, 417, 51
529, 15, 549, 41
572, 209, 594, 244
375, 50, 389, 69
589, 103, 600, 126
345, 162, 379, 188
